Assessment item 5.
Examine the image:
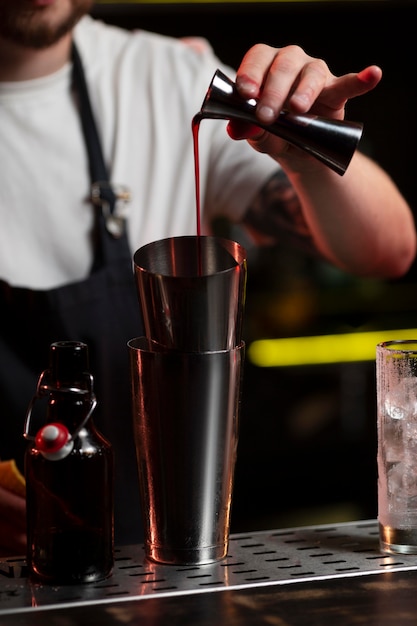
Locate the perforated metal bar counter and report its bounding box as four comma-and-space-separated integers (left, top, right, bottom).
2, 519, 417, 625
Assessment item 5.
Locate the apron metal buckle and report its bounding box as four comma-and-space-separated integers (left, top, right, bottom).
91, 181, 131, 239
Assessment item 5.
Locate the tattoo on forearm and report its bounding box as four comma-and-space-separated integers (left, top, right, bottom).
243, 170, 316, 254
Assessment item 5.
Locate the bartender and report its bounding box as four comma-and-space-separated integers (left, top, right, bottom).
0, 1, 415, 556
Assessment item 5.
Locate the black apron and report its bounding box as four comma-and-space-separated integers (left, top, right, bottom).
0, 44, 144, 545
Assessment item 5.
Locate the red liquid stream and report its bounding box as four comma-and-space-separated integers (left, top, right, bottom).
192, 113, 203, 274
192, 113, 202, 238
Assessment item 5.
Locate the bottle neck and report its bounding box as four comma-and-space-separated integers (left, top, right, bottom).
46, 389, 93, 432
23, 342, 99, 445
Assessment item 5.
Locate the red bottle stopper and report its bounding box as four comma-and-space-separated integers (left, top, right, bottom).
35, 423, 74, 461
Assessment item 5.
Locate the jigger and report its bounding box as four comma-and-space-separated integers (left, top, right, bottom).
199, 69, 364, 176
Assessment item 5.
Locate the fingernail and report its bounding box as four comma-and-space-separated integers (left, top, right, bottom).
236, 74, 258, 97
257, 105, 275, 124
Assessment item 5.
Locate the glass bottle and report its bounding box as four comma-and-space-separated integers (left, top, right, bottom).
24, 341, 114, 584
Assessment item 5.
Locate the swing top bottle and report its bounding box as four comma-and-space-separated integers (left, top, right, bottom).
24, 341, 114, 584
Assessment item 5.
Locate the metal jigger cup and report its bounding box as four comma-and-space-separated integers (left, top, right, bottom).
199, 69, 364, 176
133, 235, 247, 352
128, 337, 245, 565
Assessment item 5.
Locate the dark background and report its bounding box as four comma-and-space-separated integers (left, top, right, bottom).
92, 1, 417, 531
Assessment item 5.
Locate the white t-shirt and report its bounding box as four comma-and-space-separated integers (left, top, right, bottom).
0, 16, 278, 289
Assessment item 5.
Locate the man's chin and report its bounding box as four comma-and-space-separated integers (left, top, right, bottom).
0, 0, 93, 49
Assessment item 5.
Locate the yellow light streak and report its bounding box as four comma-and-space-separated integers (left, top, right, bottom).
95, 0, 367, 4
248, 329, 417, 367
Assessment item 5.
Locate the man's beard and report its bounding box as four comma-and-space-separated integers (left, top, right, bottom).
0, 1, 94, 49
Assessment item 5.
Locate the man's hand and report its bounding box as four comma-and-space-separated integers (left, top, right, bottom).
228, 43, 382, 159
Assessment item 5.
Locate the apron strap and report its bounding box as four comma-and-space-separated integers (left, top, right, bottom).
71, 43, 128, 240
